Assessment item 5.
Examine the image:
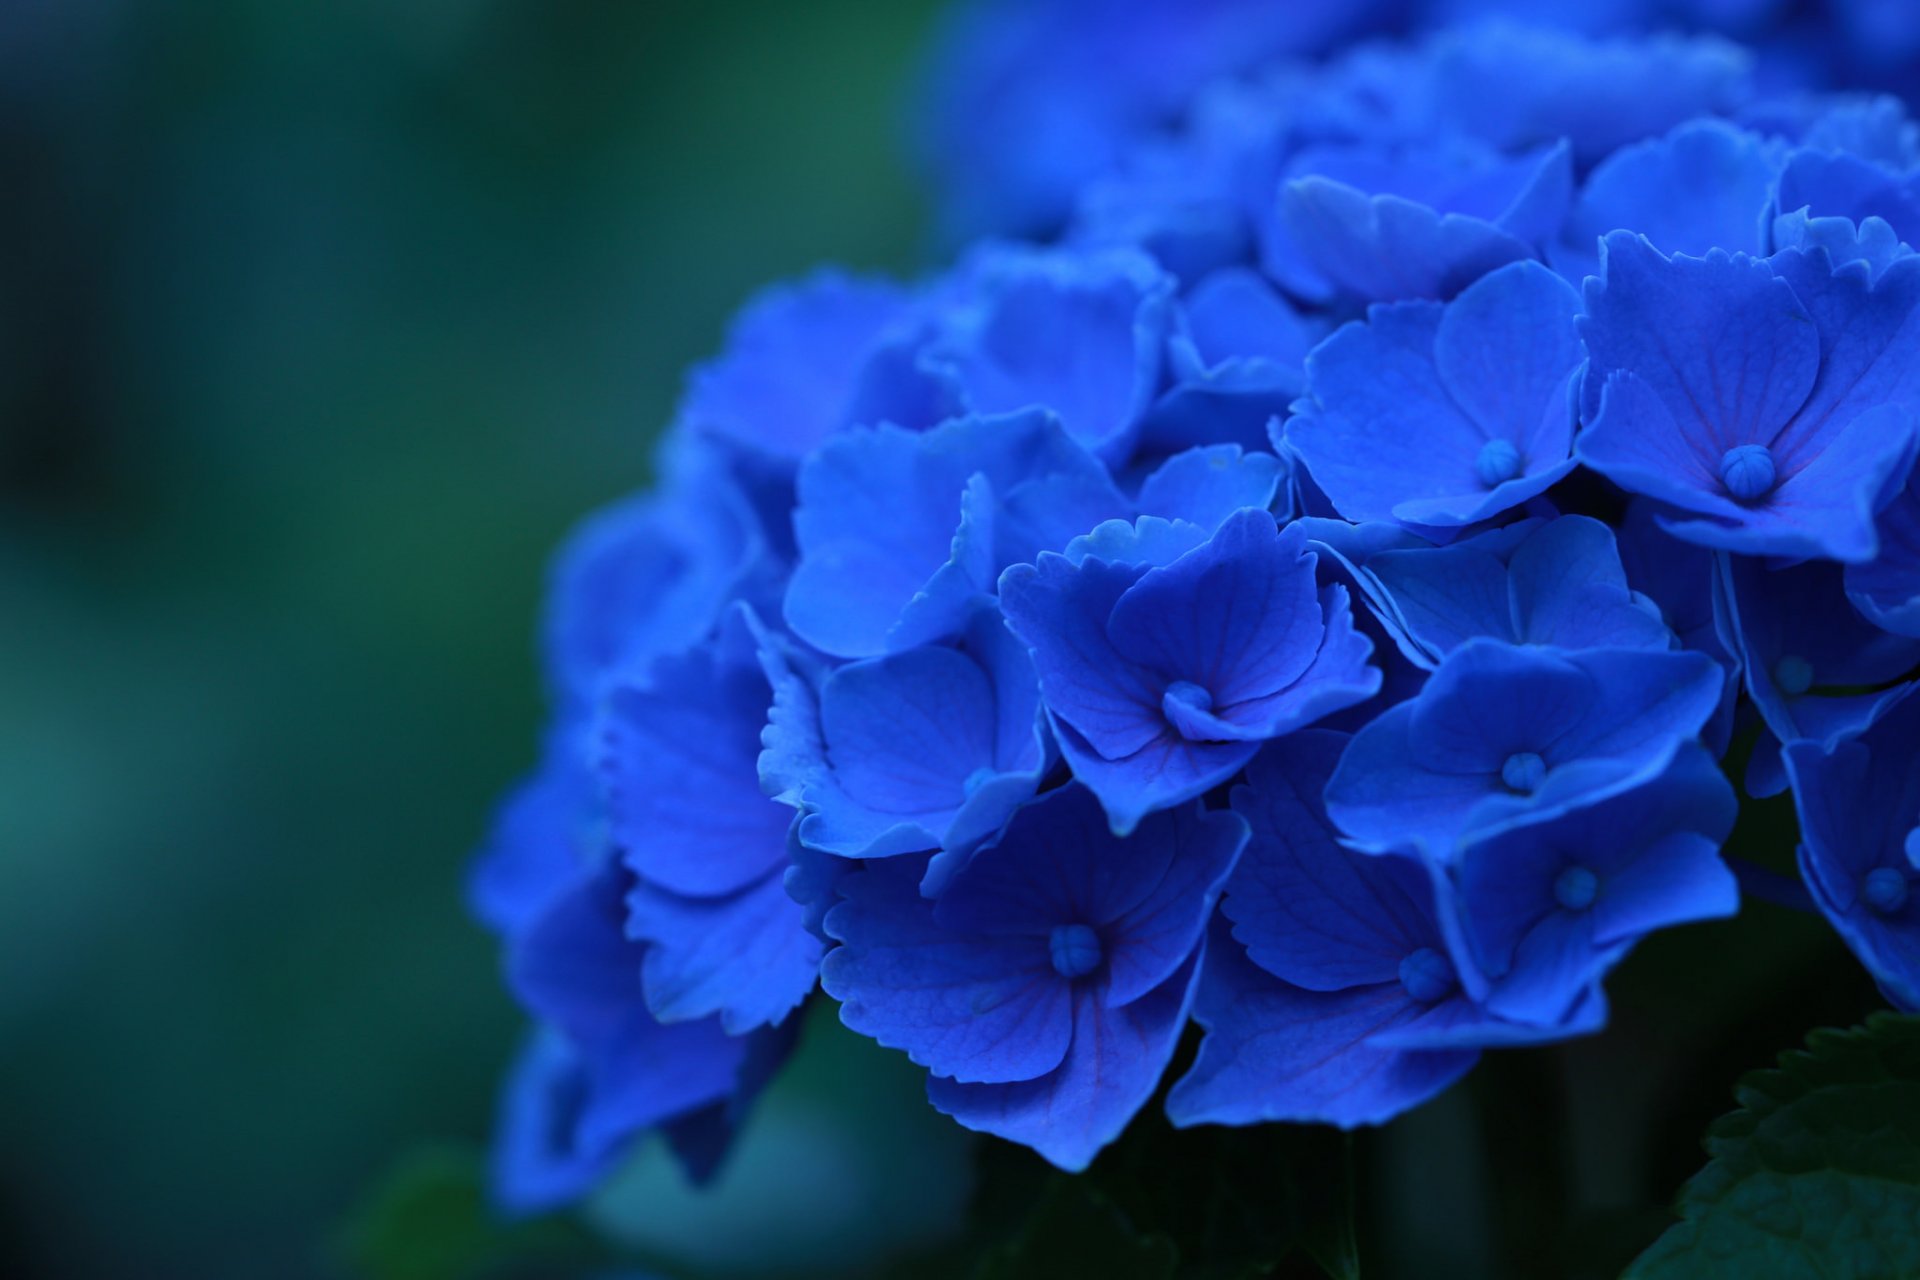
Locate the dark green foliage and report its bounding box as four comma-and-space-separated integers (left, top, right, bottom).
1627, 1015, 1920, 1280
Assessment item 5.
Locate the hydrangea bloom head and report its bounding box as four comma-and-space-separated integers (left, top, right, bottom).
470, 7, 1920, 1201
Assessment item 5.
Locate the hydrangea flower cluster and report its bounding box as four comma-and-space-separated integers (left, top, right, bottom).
470, 12, 1920, 1206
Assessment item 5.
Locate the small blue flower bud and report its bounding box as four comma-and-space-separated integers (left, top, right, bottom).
1905, 828, 1920, 868
963, 766, 998, 798
1162, 680, 1214, 714
1718, 443, 1777, 502
1863, 867, 1910, 916
1553, 864, 1599, 911
1048, 923, 1104, 979
1773, 654, 1814, 696
1475, 438, 1522, 488
1501, 751, 1548, 793
1397, 947, 1456, 1004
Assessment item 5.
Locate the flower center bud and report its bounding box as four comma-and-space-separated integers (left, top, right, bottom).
1773, 654, 1814, 696
1905, 828, 1920, 868
1501, 751, 1547, 793
963, 766, 998, 798
1863, 867, 1910, 916
1554, 864, 1599, 911
1475, 438, 1522, 488
1719, 444, 1777, 502
1048, 923, 1104, 979
1398, 947, 1456, 1004
1163, 680, 1213, 714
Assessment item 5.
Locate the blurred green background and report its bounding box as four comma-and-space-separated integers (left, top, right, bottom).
0, 2, 945, 1275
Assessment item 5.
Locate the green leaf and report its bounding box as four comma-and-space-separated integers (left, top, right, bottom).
336, 1146, 602, 1280
1625, 1013, 1920, 1280
974, 1177, 1180, 1280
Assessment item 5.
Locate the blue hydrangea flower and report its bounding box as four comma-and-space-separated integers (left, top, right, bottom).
596, 605, 820, 1033
1166, 733, 1603, 1130
758, 605, 1052, 868
1713, 553, 1920, 796
1578, 231, 1920, 562
497, 865, 788, 1209
1552, 119, 1780, 282
1288, 260, 1584, 532
1130, 442, 1289, 530
1271, 140, 1573, 304
1138, 268, 1319, 455
1356, 515, 1673, 669
1848, 465, 1920, 636
1000, 508, 1379, 833
1776, 148, 1920, 251
468, 732, 602, 939
1772, 207, 1916, 282
914, 0, 1399, 240
543, 452, 768, 711
1413, 23, 1752, 166
785, 408, 1127, 659
821, 784, 1248, 1170
676, 271, 916, 469
1615, 501, 1741, 754
921, 245, 1176, 459
1742, 93, 1919, 168
1325, 639, 1725, 855
490, 1030, 625, 1215
1784, 682, 1920, 1010
1442, 743, 1739, 1025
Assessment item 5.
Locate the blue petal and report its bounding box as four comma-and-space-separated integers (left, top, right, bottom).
1848, 467, 1920, 637
821, 856, 1073, 1085
1715, 554, 1920, 765
1062, 515, 1212, 568
678, 270, 914, 464
599, 609, 790, 899
489, 1031, 622, 1217
1135, 444, 1285, 532
573, 1009, 756, 1160
1784, 684, 1920, 1010
1225, 732, 1448, 991
999, 551, 1166, 762
1553, 120, 1779, 282
1139, 269, 1315, 454
1280, 183, 1526, 307
1166, 922, 1476, 1129
1579, 233, 1817, 480
626, 869, 822, 1034
468, 730, 601, 937
1580, 234, 1920, 563
1367, 516, 1670, 666
1049, 710, 1260, 837
787, 410, 1125, 657
1107, 513, 1325, 710
1290, 261, 1580, 529
1326, 641, 1722, 855
817, 645, 998, 832
543, 457, 765, 707
507, 867, 647, 1047
1451, 745, 1738, 1024
928, 949, 1202, 1172
925, 245, 1174, 458
930, 785, 1245, 1010
1776, 150, 1920, 251
1423, 25, 1751, 167
1772, 210, 1915, 285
